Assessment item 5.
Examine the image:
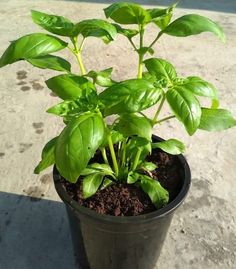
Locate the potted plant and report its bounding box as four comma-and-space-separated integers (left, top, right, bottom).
0, 2, 235, 268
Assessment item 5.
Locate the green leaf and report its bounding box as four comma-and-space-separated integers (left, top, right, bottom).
73, 19, 117, 41
140, 175, 169, 208
34, 137, 57, 174
83, 173, 104, 199
147, 2, 177, 30
101, 178, 114, 190
144, 58, 177, 84
86, 68, 114, 87
0, 33, 67, 68
46, 74, 96, 100
139, 162, 157, 171
104, 2, 151, 25
115, 114, 152, 141
199, 108, 236, 131
127, 171, 140, 184
27, 55, 71, 72
81, 163, 114, 176
166, 87, 201, 135
46, 100, 77, 117
112, 24, 139, 39
162, 14, 225, 42
31, 10, 74, 37
55, 112, 105, 183
99, 79, 162, 116
152, 139, 185, 155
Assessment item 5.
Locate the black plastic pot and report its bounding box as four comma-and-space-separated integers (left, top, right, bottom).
53, 135, 191, 269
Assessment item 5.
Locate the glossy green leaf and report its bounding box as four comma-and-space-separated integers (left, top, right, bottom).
55, 112, 105, 183
81, 163, 114, 176
101, 178, 114, 190
113, 24, 139, 39
144, 58, 177, 84
152, 139, 185, 155
83, 173, 104, 199
46, 74, 96, 100
27, 55, 71, 72
140, 175, 169, 208
0, 33, 67, 68
199, 108, 236, 131
127, 171, 140, 184
86, 68, 114, 87
104, 2, 151, 25
162, 14, 225, 42
31, 10, 74, 36
115, 114, 152, 141
166, 87, 201, 135
147, 2, 177, 30
139, 161, 157, 171
46, 100, 77, 117
99, 79, 162, 116
34, 137, 57, 174
73, 19, 117, 41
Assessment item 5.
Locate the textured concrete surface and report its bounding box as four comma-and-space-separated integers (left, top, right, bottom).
0, 1, 236, 268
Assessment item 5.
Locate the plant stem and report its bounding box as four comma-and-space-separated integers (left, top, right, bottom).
148, 32, 163, 48
75, 52, 86, 75
154, 115, 175, 124
71, 37, 86, 75
107, 134, 119, 177
101, 147, 109, 165
137, 26, 144, 79
121, 140, 127, 168
152, 95, 165, 124
132, 148, 142, 171
128, 38, 137, 51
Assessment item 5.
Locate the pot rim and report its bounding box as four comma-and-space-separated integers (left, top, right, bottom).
53, 135, 191, 224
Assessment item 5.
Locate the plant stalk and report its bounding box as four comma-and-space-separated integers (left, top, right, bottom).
152, 95, 165, 124
71, 37, 86, 75
101, 147, 109, 165
132, 148, 142, 171
107, 134, 119, 177
137, 26, 144, 79
149, 32, 163, 49
155, 115, 175, 124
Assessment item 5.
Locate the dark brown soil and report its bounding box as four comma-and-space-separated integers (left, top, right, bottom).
59, 148, 182, 217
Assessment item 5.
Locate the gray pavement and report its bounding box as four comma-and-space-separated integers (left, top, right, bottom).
0, 1, 235, 268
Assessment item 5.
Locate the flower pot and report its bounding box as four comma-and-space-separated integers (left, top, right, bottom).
53, 135, 191, 269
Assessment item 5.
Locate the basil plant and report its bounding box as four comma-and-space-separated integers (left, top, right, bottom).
1, 2, 235, 209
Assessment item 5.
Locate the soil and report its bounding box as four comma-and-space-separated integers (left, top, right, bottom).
58, 147, 183, 217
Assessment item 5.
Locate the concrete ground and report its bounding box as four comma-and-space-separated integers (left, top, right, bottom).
0, 0, 235, 268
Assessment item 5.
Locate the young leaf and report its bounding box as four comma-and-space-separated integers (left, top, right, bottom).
73, 19, 117, 41
27, 55, 71, 72
31, 10, 74, 37
0, 33, 67, 68
162, 14, 225, 42
199, 108, 236, 131
112, 24, 139, 39
139, 162, 157, 171
140, 175, 169, 208
86, 68, 114, 87
144, 58, 177, 84
83, 173, 104, 199
46, 100, 77, 117
34, 137, 57, 174
46, 74, 96, 100
147, 2, 177, 30
99, 79, 162, 116
101, 178, 114, 190
115, 114, 153, 141
127, 171, 140, 184
104, 2, 151, 25
55, 112, 105, 183
152, 139, 185, 155
166, 87, 201, 135
81, 163, 114, 176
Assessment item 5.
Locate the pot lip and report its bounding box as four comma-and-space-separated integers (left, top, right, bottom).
53, 135, 191, 224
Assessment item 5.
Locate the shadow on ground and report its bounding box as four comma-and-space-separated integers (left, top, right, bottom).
0, 192, 77, 269
64, 0, 236, 14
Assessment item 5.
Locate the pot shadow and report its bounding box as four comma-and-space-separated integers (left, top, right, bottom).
64, 0, 236, 14
0, 191, 79, 269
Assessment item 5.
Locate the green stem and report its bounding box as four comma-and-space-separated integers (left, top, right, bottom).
137, 26, 144, 79
121, 140, 127, 168
71, 37, 86, 75
128, 38, 137, 51
154, 115, 175, 125
107, 134, 119, 177
148, 32, 163, 48
75, 52, 86, 75
101, 147, 109, 165
132, 148, 142, 171
152, 95, 165, 124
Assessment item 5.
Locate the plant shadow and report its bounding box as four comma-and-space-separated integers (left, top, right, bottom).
0, 191, 78, 269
